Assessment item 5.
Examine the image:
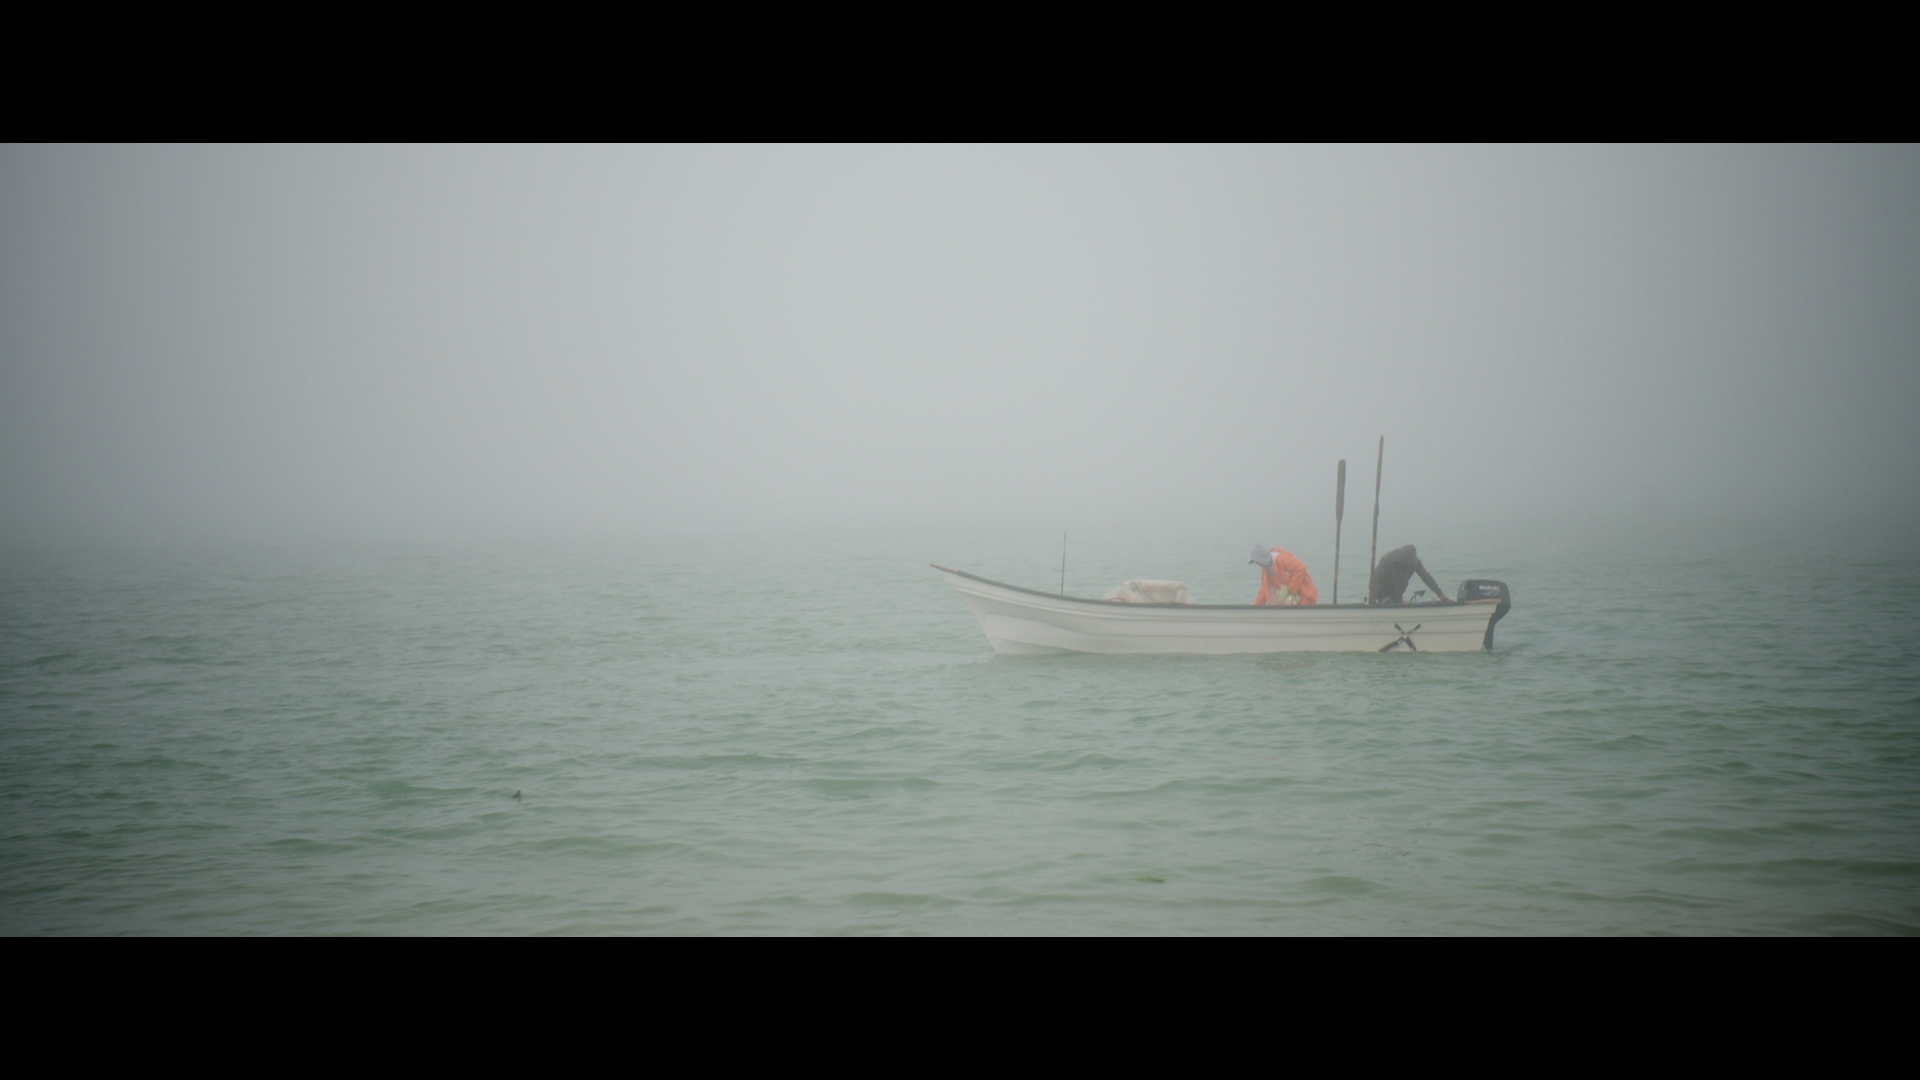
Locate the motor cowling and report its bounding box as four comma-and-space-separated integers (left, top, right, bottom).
1456, 579, 1511, 650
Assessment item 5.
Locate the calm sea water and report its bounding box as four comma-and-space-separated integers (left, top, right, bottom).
3, 518, 1916, 935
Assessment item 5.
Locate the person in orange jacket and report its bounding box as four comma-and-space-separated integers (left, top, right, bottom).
1250, 544, 1318, 605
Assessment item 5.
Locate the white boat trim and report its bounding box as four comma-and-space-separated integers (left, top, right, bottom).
932, 564, 1505, 655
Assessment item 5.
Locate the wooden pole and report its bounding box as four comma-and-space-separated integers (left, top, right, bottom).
1367, 437, 1383, 605
1332, 459, 1346, 605
1060, 532, 1067, 596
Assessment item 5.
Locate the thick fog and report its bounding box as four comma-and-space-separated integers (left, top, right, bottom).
3, 145, 1916, 545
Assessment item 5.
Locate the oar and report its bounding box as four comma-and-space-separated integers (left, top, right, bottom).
1367, 436, 1383, 606
1332, 459, 1346, 605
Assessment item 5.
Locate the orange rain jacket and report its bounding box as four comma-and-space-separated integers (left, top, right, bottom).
1255, 548, 1319, 606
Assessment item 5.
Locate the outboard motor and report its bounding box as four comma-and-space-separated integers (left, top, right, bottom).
1456, 580, 1512, 650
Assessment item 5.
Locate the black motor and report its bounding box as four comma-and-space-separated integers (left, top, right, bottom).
1455, 579, 1512, 650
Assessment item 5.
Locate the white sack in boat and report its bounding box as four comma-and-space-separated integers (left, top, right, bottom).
1103, 579, 1194, 604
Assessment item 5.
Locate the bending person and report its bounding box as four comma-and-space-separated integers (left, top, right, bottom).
1250, 544, 1318, 606
1369, 544, 1449, 605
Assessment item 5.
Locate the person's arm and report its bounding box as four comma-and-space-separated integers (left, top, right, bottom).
1414, 560, 1448, 602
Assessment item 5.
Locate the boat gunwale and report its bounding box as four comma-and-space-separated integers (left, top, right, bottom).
929, 563, 1498, 613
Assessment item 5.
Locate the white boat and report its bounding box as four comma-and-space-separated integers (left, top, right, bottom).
932, 564, 1510, 655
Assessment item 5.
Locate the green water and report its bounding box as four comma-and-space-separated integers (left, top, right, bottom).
3, 520, 1916, 934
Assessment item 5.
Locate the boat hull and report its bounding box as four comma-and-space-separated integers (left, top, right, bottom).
934, 565, 1502, 655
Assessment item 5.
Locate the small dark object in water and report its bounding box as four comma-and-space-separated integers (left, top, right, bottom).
513, 790, 521, 801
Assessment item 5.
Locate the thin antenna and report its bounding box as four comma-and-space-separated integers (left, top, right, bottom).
1060, 532, 1067, 596
1367, 436, 1383, 605
1333, 459, 1346, 605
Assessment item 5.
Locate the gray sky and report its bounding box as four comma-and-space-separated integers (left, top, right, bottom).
3, 144, 1915, 544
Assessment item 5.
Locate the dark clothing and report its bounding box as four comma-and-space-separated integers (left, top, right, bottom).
1370, 544, 1443, 604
